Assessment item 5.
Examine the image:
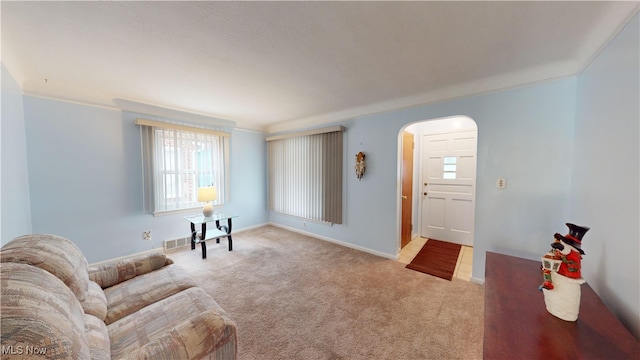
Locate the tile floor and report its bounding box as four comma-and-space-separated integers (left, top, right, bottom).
398, 237, 473, 281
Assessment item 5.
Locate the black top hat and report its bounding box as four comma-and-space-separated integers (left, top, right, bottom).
554, 223, 589, 255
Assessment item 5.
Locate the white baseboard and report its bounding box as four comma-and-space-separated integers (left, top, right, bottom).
268, 222, 397, 260
91, 223, 466, 275
89, 248, 164, 267
234, 222, 270, 233
90, 223, 270, 266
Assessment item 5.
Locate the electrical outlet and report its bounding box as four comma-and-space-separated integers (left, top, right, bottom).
143, 230, 152, 240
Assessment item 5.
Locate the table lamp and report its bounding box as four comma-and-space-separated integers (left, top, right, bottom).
197, 186, 217, 217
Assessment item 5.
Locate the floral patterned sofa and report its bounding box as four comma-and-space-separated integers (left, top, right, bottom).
0, 234, 237, 359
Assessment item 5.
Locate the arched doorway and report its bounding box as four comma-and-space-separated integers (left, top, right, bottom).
397, 116, 478, 279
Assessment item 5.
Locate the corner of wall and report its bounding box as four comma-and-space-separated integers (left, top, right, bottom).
1, 64, 32, 244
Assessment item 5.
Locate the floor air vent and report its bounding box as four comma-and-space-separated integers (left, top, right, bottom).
164, 237, 189, 250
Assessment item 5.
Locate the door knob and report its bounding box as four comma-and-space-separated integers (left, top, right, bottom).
402, 195, 408, 200
423, 192, 428, 196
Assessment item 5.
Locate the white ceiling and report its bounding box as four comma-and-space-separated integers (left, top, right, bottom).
2, 1, 638, 132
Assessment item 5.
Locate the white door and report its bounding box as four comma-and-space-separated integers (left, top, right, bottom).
420, 130, 477, 246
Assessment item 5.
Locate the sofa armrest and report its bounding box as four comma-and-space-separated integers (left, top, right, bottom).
124, 310, 237, 360
108, 287, 238, 360
88, 252, 172, 289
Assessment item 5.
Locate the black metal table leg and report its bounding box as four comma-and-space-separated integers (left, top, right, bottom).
215, 220, 221, 244
200, 223, 207, 259
201, 241, 207, 259
227, 218, 233, 251
190, 222, 197, 250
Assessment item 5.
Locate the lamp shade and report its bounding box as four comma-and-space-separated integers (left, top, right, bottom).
197, 186, 218, 202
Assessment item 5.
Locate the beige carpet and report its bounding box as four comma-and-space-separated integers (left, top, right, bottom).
167, 225, 484, 360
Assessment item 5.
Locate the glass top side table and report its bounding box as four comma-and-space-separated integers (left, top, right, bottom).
183, 214, 238, 259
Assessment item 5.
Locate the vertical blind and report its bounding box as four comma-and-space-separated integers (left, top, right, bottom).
267, 126, 344, 224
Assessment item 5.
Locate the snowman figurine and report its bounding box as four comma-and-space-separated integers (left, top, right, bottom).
540, 223, 589, 290
551, 223, 589, 280
539, 223, 590, 321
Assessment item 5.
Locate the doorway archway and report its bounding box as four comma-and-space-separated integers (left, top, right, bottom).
397, 116, 478, 274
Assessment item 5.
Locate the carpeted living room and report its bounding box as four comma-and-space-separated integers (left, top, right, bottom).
2, 1, 639, 359
165, 225, 484, 359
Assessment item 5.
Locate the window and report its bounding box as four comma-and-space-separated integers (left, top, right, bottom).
267, 126, 344, 224
137, 119, 230, 215
443, 156, 457, 179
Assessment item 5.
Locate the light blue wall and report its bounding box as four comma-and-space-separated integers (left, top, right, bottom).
571, 13, 639, 339
22, 96, 268, 263
272, 77, 578, 277
1, 65, 32, 243
227, 128, 268, 226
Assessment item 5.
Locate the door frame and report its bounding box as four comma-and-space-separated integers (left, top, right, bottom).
400, 131, 414, 248
396, 115, 478, 253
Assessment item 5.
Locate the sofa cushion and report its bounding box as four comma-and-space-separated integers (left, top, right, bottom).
103, 264, 198, 325
89, 252, 171, 289
84, 314, 111, 360
1, 234, 89, 302
108, 287, 237, 360
82, 281, 108, 320
0, 262, 90, 359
